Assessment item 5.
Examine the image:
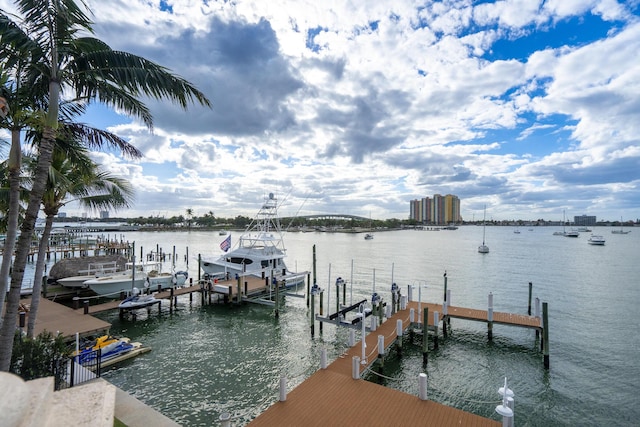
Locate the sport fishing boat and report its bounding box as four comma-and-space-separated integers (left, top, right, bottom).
200, 193, 306, 287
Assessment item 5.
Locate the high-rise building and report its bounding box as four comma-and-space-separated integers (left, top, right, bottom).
409, 194, 461, 225
574, 215, 596, 226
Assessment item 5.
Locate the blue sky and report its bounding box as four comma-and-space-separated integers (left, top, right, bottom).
1, 0, 639, 222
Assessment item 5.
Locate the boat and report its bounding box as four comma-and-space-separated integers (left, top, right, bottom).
564, 229, 580, 238
514, 228, 521, 234
219, 230, 227, 235
57, 261, 121, 289
144, 262, 188, 290
553, 210, 579, 237
364, 213, 374, 239
200, 192, 307, 286
577, 227, 592, 232
587, 235, 606, 245
84, 260, 187, 297
84, 261, 147, 297
74, 335, 134, 365
611, 217, 631, 234
73, 335, 149, 369
478, 206, 489, 254
118, 287, 158, 309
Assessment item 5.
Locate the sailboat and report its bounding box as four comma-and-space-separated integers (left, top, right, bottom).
611, 217, 631, 234
364, 213, 374, 240
478, 206, 489, 254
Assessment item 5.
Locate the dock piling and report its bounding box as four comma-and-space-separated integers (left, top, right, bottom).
422, 307, 429, 364
279, 376, 287, 402
543, 302, 550, 369
419, 373, 428, 400
488, 292, 494, 341
396, 319, 403, 355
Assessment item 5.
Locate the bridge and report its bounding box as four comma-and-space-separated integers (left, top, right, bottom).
282, 214, 370, 221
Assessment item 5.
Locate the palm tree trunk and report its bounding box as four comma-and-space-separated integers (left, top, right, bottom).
0, 130, 23, 327
0, 81, 59, 371
26, 214, 54, 338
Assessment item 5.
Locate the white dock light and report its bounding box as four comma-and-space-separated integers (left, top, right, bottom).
495, 377, 514, 425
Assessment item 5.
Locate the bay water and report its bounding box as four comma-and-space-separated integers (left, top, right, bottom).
35, 226, 640, 425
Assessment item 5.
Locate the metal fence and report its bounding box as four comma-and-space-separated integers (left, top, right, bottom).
56, 349, 102, 391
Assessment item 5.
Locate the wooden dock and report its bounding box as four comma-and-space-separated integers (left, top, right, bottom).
10, 298, 111, 339
248, 299, 530, 426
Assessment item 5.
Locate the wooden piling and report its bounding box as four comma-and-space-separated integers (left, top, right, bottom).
310, 291, 316, 337
275, 278, 280, 318
319, 291, 324, 334
488, 292, 494, 341
543, 302, 550, 369
433, 311, 439, 350
422, 307, 429, 364
528, 282, 533, 315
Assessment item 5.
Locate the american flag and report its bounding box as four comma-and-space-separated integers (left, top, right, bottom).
220, 235, 231, 252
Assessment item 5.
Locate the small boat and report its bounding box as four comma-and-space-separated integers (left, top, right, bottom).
588, 235, 606, 245
118, 287, 158, 309
200, 193, 307, 287
85, 261, 186, 297
564, 229, 580, 238
74, 335, 135, 365
577, 227, 592, 232
478, 205, 489, 254
57, 261, 121, 289
219, 230, 227, 235
364, 233, 374, 240
611, 217, 631, 234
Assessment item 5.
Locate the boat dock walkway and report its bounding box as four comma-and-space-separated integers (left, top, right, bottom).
9, 297, 111, 339
248, 299, 530, 426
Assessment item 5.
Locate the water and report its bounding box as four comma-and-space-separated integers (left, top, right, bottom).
39, 227, 640, 425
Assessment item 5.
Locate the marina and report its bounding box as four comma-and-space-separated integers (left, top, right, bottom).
6, 225, 640, 425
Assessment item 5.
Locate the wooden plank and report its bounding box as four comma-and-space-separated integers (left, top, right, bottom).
9, 298, 111, 339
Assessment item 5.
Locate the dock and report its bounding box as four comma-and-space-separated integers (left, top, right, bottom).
248, 299, 529, 426
10, 297, 111, 339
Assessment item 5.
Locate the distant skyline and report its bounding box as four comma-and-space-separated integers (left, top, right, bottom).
1, 1, 639, 222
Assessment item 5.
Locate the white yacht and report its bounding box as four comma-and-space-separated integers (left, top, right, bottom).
200, 193, 306, 287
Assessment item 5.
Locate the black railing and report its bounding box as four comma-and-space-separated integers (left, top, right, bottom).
56, 349, 102, 391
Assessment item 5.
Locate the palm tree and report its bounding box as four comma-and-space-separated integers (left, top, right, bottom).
186, 208, 193, 229
26, 136, 134, 338
0, 0, 210, 371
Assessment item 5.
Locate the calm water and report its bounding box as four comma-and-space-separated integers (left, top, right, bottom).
51, 227, 640, 426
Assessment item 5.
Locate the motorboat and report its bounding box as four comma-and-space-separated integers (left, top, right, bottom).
564, 229, 580, 237
144, 262, 188, 290
588, 235, 606, 245
364, 233, 374, 240
200, 192, 306, 287
85, 261, 186, 297
57, 261, 121, 289
84, 262, 147, 297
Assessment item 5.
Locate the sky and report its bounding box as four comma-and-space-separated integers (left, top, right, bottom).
1, 0, 639, 222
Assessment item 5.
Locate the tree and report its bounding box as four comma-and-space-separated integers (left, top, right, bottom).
0, 0, 210, 371
26, 136, 134, 338
186, 208, 193, 229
